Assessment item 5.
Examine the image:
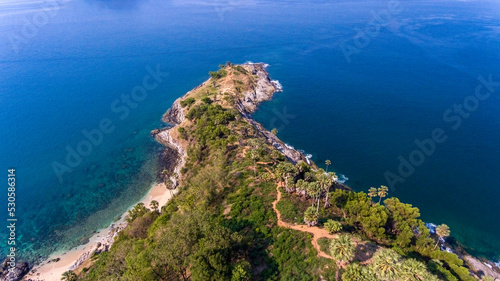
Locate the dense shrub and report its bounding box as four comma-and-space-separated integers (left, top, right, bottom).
180, 97, 195, 107
209, 69, 228, 79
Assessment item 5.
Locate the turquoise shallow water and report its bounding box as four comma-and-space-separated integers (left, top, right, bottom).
0, 0, 499, 262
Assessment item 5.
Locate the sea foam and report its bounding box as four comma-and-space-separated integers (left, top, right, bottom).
271, 80, 283, 92
337, 174, 349, 184
425, 223, 437, 234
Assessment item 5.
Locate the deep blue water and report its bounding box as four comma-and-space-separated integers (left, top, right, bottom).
1, 0, 499, 263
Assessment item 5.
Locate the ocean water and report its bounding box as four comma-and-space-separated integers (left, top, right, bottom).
1, 0, 499, 263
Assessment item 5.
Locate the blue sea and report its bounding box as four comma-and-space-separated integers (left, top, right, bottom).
1, 0, 499, 263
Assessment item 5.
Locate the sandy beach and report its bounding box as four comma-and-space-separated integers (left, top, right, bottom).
23, 182, 175, 281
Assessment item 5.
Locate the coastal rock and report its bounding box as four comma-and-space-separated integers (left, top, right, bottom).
155, 129, 186, 189
150, 129, 161, 136
464, 255, 500, 280
162, 99, 185, 125
0, 260, 30, 281
232, 63, 308, 165
238, 63, 283, 114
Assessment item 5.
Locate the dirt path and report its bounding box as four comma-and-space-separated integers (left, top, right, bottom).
262, 165, 378, 265
272, 183, 337, 259
264, 166, 336, 260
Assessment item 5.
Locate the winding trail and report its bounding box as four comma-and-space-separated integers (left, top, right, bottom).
272, 183, 337, 259
265, 166, 337, 260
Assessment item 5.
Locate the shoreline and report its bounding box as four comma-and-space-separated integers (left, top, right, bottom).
23, 181, 176, 281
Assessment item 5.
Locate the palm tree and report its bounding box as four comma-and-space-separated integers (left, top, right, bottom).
164, 178, 175, 197
162, 169, 177, 197
342, 263, 377, 281
377, 185, 389, 204
324, 219, 342, 234
306, 182, 321, 210
247, 139, 263, 177
368, 187, 378, 200
304, 172, 313, 181
285, 178, 295, 193
249, 148, 259, 177
304, 206, 319, 226
400, 258, 439, 281
276, 162, 298, 193
295, 179, 308, 196
317, 173, 330, 210
61, 270, 77, 281
271, 149, 281, 165
150, 200, 159, 212
330, 234, 356, 281
434, 224, 450, 249
370, 248, 401, 281
325, 159, 331, 173
324, 172, 336, 208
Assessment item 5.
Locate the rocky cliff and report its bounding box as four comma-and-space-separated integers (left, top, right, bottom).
152, 63, 311, 185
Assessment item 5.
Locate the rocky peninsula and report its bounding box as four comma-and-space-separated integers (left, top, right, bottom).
14, 62, 500, 281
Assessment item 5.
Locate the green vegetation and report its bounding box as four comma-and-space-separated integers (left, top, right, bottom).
209, 69, 228, 79
435, 224, 451, 249
201, 96, 212, 104
78, 64, 479, 281
324, 219, 342, 234
61, 271, 77, 281
304, 206, 319, 226
330, 234, 356, 280
180, 97, 195, 108
325, 159, 331, 172
342, 263, 376, 281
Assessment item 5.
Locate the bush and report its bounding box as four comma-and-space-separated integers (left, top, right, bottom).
178, 127, 188, 139
449, 264, 476, 281
234, 65, 247, 74
276, 199, 301, 224
231, 261, 251, 281
201, 97, 212, 104
430, 251, 463, 267
427, 260, 458, 281
209, 69, 228, 79
180, 97, 195, 107
324, 219, 342, 234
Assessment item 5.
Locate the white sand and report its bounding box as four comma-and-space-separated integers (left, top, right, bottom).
23, 182, 176, 281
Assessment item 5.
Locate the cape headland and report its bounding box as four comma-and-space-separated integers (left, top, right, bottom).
17, 62, 500, 281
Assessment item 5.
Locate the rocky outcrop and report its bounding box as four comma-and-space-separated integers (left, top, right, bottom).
237, 108, 307, 165
154, 93, 187, 190
464, 255, 500, 280
234, 63, 309, 165
155, 129, 185, 189
238, 63, 283, 114
0, 260, 30, 281
67, 222, 124, 271
162, 99, 185, 125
